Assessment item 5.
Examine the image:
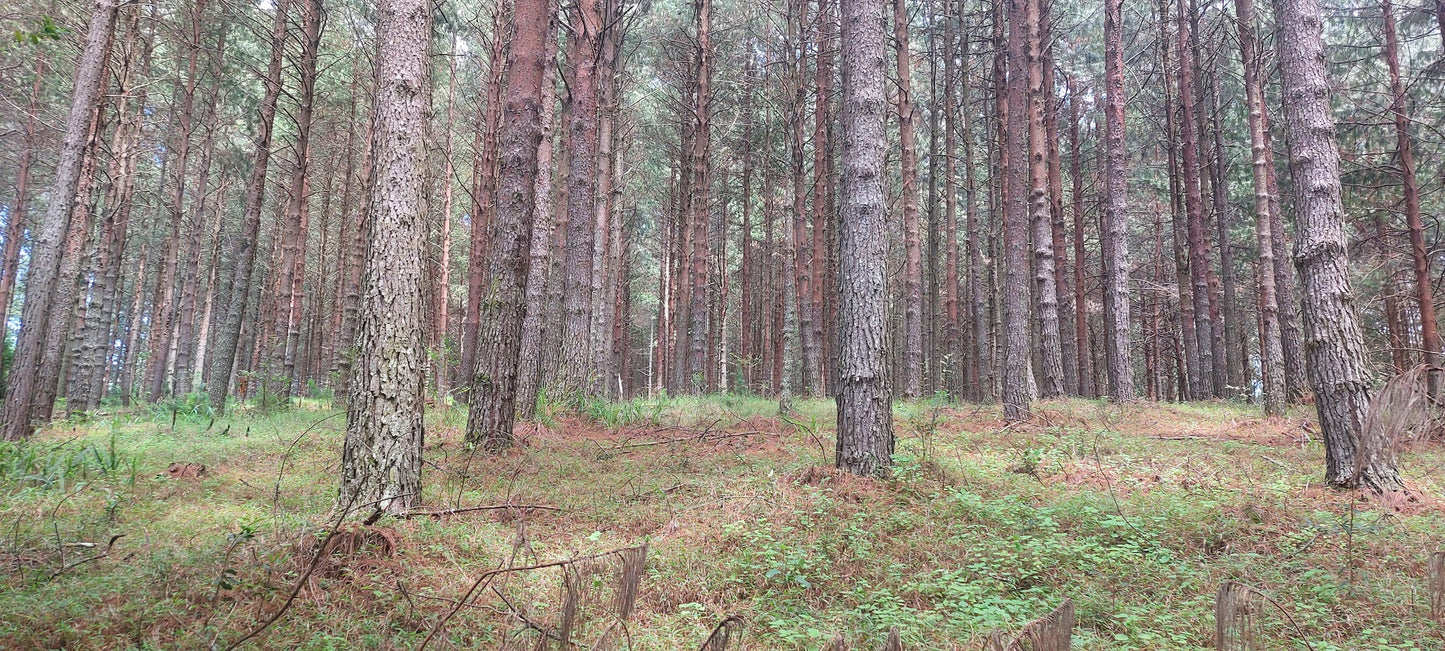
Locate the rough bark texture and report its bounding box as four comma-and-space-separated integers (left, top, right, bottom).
1271, 0, 1400, 490
467, 0, 549, 450
557, 0, 603, 397
1101, 0, 1134, 401
835, 0, 894, 477
1, 0, 118, 440
461, 1, 512, 395
685, 0, 712, 391
1002, 0, 1038, 420
338, 0, 430, 516
1027, 0, 1065, 398
514, 0, 560, 418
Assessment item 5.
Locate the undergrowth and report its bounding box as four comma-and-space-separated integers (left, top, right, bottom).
0, 396, 1440, 649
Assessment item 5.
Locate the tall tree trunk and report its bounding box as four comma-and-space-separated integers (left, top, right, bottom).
73, 9, 144, 411
789, 0, 821, 396
942, 6, 961, 397
1382, 0, 1439, 388
836, 0, 893, 476
1101, 0, 1134, 401
144, 0, 210, 402
270, 0, 321, 399
1176, 0, 1216, 398
339, 0, 431, 517
813, 0, 836, 394
1235, 0, 1284, 416
467, 0, 550, 449
1043, 14, 1076, 396
684, 0, 712, 391
173, 27, 229, 396
1027, 0, 1065, 398
1271, 0, 1399, 490
461, 0, 512, 396
513, 0, 559, 417
894, 0, 923, 398
1, 0, 119, 440
433, 31, 459, 400
207, 0, 288, 413
1067, 75, 1095, 397
557, 0, 603, 397
1002, 0, 1037, 419
1264, 113, 1306, 401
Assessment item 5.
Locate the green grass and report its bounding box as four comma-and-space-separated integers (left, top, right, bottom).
0, 395, 1441, 649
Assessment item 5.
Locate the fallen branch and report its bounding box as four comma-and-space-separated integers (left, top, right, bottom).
608, 430, 764, 451
403, 504, 562, 518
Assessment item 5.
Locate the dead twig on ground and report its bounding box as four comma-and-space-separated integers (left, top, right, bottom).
402, 503, 562, 518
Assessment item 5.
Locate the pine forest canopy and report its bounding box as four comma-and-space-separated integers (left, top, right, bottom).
1, 0, 1444, 491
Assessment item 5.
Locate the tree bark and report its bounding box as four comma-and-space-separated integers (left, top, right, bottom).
514, 0, 560, 417
1271, 0, 1400, 490
1176, 0, 1216, 398
1002, 0, 1038, 419
1027, 0, 1065, 398
557, 0, 604, 397
338, 0, 431, 517
894, 0, 923, 398
467, 0, 550, 449
461, 0, 513, 396
1101, 0, 1134, 401
835, 0, 894, 477
1382, 0, 1438, 387
1, 0, 118, 440
1235, 0, 1284, 416
1067, 75, 1095, 398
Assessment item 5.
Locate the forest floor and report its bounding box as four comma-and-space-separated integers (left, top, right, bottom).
0, 394, 1442, 650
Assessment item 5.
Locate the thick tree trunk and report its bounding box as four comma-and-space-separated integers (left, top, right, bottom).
835, 0, 893, 477
1271, 0, 1400, 490
514, 1, 560, 417
1, 0, 118, 440
557, 0, 604, 397
685, 0, 712, 392
461, 0, 512, 396
1101, 0, 1134, 401
467, 0, 550, 450
338, 0, 431, 517
1027, 0, 1065, 398
1002, 0, 1037, 419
